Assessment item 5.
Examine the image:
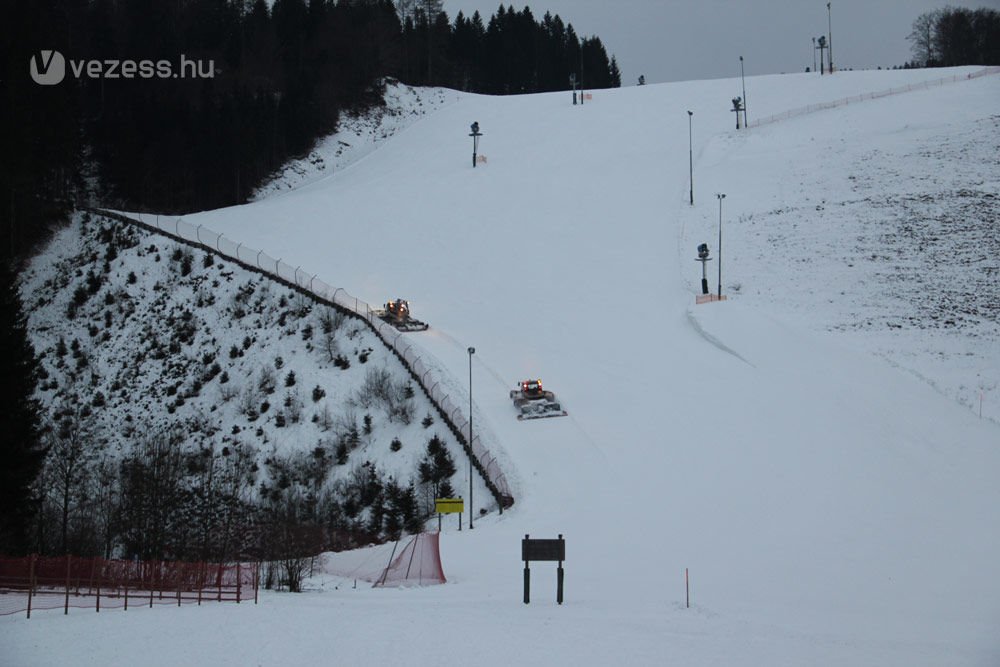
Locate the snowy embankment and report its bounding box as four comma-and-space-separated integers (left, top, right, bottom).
17, 213, 484, 552
251, 83, 462, 200
4, 67, 999, 667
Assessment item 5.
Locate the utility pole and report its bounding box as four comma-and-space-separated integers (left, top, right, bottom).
827, 2, 834, 74
687, 111, 694, 205
716, 193, 726, 298
739, 56, 748, 128
467, 346, 475, 529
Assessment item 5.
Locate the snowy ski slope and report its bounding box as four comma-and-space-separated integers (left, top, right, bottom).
4, 67, 999, 666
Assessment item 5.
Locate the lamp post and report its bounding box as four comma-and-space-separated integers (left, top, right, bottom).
739, 56, 748, 128
687, 111, 694, 205
469, 122, 482, 168
467, 346, 475, 529
827, 2, 834, 74
812, 37, 817, 72
716, 193, 726, 298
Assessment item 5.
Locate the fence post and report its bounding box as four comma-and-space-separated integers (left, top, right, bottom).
27, 554, 35, 619
237, 562, 242, 603
64, 554, 71, 615
254, 561, 260, 604
197, 562, 203, 606
93, 558, 100, 613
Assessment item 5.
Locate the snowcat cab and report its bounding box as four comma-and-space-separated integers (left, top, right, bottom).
377, 298, 429, 332
510, 378, 568, 420
385, 299, 410, 322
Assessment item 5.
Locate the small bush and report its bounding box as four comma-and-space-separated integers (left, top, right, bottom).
312, 385, 326, 402
390, 438, 402, 452
422, 413, 434, 428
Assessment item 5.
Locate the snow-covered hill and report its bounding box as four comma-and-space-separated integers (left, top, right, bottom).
5, 67, 1000, 667
251, 83, 462, 200
19, 213, 481, 555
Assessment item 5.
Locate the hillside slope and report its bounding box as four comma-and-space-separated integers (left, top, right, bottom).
5, 67, 1000, 666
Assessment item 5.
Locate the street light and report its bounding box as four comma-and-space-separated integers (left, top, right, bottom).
467, 346, 475, 529
739, 56, 748, 128
469, 122, 482, 168
716, 193, 726, 298
687, 111, 694, 205
812, 37, 817, 73
827, 2, 834, 74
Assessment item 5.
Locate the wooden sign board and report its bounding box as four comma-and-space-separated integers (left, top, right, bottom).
435, 498, 464, 514
522, 536, 565, 562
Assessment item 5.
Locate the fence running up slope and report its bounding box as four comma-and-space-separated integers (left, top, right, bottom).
0, 554, 258, 618
90, 209, 513, 510
749, 67, 1000, 129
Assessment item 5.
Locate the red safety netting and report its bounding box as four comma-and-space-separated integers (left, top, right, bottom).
0, 555, 258, 617
373, 533, 446, 588
318, 533, 446, 588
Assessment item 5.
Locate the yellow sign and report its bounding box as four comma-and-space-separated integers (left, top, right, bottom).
435, 498, 464, 514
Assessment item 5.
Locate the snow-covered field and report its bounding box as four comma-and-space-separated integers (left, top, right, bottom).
4, 67, 999, 666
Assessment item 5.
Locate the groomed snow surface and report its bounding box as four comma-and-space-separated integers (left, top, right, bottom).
4, 68, 1000, 666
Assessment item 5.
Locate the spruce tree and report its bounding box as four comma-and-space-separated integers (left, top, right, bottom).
0, 262, 46, 554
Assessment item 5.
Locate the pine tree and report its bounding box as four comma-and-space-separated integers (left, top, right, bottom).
0, 262, 46, 554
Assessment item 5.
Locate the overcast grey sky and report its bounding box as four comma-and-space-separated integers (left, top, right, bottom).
443, 0, 1000, 84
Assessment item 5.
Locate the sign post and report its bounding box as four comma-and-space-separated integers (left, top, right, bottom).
521, 534, 566, 604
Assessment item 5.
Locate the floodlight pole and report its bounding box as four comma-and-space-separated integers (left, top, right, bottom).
827, 2, 834, 74
716, 193, 726, 298
468, 346, 475, 529
739, 56, 748, 128
687, 111, 694, 205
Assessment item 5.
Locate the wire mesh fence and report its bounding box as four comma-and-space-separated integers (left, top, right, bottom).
0, 554, 259, 618
748, 67, 1000, 129
89, 208, 514, 510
